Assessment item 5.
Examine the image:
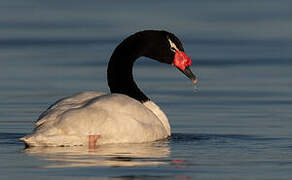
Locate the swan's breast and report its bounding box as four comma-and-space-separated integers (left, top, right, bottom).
143, 101, 171, 136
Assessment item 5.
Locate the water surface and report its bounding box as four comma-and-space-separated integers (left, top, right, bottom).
1, 0, 292, 179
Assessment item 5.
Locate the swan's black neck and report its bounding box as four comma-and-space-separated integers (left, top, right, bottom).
107, 32, 150, 103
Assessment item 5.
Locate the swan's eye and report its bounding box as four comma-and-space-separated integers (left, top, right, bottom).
168, 37, 178, 53
170, 47, 176, 52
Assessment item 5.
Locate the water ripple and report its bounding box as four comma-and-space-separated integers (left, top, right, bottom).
0, 133, 25, 145
171, 133, 292, 143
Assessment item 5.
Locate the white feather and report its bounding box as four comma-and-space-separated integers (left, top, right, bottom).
20, 92, 170, 146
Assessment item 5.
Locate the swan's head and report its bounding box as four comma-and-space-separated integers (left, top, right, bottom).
141, 30, 197, 84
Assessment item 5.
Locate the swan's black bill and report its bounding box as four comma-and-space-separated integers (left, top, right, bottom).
180, 66, 197, 84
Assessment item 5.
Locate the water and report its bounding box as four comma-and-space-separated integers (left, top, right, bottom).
1, 0, 292, 179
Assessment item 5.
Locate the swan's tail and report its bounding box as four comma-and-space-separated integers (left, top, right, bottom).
19, 133, 86, 147
19, 135, 33, 147
19, 134, 43, 147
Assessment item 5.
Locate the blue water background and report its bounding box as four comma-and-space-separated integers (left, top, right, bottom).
1, 0, 292, 179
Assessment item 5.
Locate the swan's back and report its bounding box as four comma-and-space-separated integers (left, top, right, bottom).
35, 92, 105, 128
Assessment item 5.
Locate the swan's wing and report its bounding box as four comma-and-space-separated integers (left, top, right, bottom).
66, 94, 168, 144
35, 92, 105, 127
22, 94, 169, 146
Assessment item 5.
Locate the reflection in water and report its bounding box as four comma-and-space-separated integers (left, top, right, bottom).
23, 141, 170, 168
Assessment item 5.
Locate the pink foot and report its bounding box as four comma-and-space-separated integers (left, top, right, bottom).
88, 135, 100, 149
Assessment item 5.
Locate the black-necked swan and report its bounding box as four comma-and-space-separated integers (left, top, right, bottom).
20, 30, 197, 147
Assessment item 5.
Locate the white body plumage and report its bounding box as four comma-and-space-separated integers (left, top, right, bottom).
20, 92, 170, 146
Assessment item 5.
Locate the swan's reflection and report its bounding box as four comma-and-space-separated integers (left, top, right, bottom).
24, 140, 170, 168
